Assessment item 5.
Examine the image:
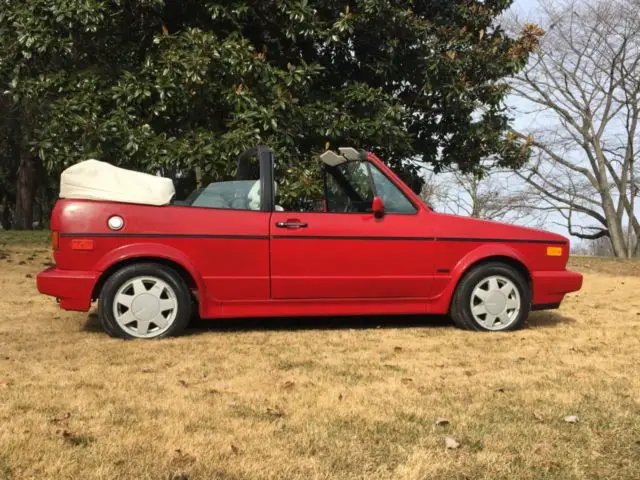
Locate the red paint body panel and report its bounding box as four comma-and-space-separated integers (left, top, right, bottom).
270, 210, 435, 299
36, 266, 98, 311
37, 151, 583, 319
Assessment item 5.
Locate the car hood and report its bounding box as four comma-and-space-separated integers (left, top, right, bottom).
433, 213, 568, 244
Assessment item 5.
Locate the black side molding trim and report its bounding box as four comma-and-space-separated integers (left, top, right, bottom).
271, 235, 435, 241
60, 233, 269, 240
272, 235, 566, 244
59, 232, 567, 245
437, 237, 566, 245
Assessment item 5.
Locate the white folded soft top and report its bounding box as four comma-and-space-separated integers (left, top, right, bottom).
59, 160, 175, 206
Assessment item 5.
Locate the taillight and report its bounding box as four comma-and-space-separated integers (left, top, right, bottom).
51, 231, 59, 250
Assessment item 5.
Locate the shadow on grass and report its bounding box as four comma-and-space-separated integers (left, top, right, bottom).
525, 310, 576, 329
186, 314, 454, 334
82, 309, 576, 335
82, 313, 103, 333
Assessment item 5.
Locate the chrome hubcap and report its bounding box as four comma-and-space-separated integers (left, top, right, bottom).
470, 275, 521, 330
113, 276, 178, 338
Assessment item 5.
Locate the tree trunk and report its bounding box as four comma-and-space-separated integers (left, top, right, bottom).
628, 163, 637, 258
13, 153, 37, 230
1, 195, 11, 230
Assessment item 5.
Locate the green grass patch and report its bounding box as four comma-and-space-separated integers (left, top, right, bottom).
0, 230, 50, 246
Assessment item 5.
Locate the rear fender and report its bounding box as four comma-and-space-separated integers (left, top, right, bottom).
94, 243, 207, 311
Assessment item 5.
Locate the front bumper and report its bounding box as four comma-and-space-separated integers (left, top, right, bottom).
36, 266, 99, 312
531, 269, 583, 309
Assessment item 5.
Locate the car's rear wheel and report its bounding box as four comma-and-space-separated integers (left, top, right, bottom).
450, 262, 530, 332
98, 263, 192, 339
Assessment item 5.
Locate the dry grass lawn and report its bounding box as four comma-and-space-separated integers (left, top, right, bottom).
1, 232, 640, 479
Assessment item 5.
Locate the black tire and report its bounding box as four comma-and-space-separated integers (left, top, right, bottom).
98, 263, 192, 339
450, 262, 530, 332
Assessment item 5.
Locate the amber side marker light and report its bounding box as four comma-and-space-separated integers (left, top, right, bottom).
51, 231, 59, 251
546, 246, 563, 257
71, 239, 94, 251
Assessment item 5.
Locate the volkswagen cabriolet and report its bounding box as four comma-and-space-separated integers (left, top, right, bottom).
37, 147, 582, 339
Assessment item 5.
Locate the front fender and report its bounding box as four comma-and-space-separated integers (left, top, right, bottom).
450, 243, 530, 283
429, 243, 530, 314
94, 242, 207, 302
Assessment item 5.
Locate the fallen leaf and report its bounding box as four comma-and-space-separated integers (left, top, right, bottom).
513, 356, 526, 362
266, 407, 284, 418
171, 449, 196, 467
445, 436, 460, 449
282, 380, 295, 390
495, 387, 505, 393
25, 274, 33, 279
338, 393, 343, 401
141, 368, 155, 374
435, 418, 450, 426
178, 379, 188, 387
230, 444, 239, 454
401, 377, 413, 385
275, 421, 285, 432
55, 428, 94, 447
207, 389, 220, 395
51, 412, 71, 424
564, 415, 579, 423
18, 261, 26, 265
394, 346, 403, 352
533, 412, 544, 422
0, 380, 13, 388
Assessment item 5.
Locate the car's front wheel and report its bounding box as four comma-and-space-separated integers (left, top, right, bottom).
98, 263, 192, 339
450, 262, 530, 332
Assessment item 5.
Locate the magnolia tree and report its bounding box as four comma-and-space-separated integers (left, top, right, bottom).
0, 0, 541, 229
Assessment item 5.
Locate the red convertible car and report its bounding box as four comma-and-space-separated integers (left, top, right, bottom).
37, 147, 582, 339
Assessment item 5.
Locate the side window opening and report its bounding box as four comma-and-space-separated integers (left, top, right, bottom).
183, 151, 262, 211
368, 164, 417, 214
274, 158, 416, 214
325, 162, 374, 213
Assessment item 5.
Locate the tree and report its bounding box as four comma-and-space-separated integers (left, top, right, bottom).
0, 0, 541, 228
511, 0, 640, 257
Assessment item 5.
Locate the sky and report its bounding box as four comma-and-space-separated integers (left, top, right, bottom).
510, 0, 542, 18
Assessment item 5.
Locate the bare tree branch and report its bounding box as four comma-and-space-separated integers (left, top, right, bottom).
511, 0, 640, 258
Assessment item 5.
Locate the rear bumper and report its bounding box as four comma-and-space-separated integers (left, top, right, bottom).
36, 266, 99, 312
531, 269, 583, 309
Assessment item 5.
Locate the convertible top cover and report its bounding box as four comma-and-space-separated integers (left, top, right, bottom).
59, 159, 175, 206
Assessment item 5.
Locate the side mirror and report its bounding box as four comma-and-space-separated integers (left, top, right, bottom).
372, 196, 385, 218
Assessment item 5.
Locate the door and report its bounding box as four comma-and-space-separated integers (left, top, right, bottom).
270, 159, 434, 299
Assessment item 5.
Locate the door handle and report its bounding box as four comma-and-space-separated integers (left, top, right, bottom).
276, 221, 308, 229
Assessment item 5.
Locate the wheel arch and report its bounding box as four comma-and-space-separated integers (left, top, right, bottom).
91, 244, 205, 308
92, 256, 198, 299
444, 245, 533, 313
461, 255, 531, 289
